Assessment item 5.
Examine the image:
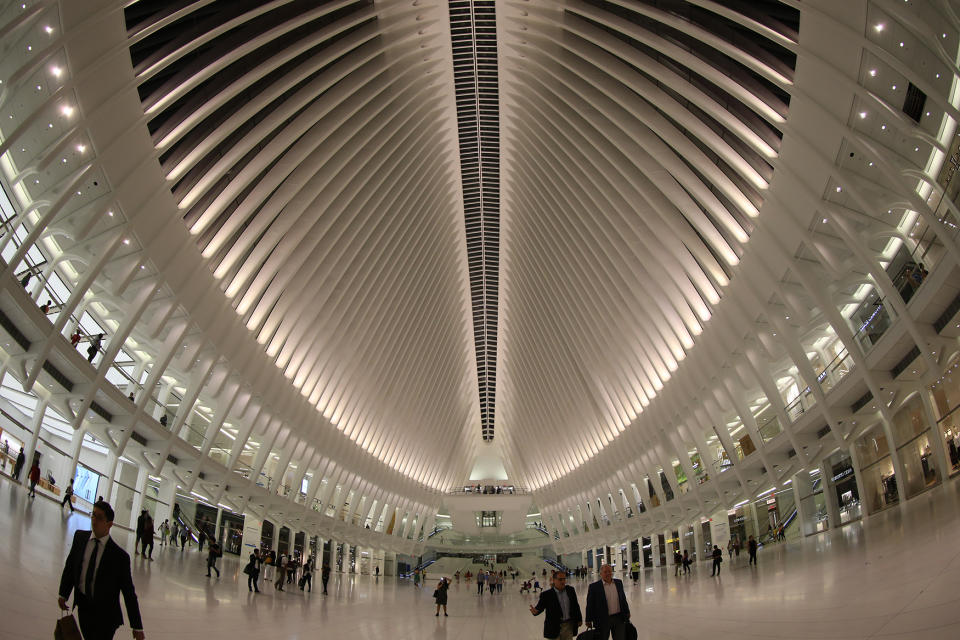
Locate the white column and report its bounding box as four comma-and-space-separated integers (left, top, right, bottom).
128, 464, 149, 529
820, 460, 840, 530
21, 398, 49, 482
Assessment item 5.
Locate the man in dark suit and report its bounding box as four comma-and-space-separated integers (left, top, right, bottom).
529, 570, 582, 639
58, 500, 145, 640
585, 564, 630, 640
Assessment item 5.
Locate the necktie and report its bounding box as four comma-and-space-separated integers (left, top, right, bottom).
85, 539, 100, 597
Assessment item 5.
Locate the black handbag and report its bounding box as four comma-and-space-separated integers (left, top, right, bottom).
54, 613, 82, 640
576, 630, 601, 640
625, 621, 638, 640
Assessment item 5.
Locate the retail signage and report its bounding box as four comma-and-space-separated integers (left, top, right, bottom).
832, 467, 853, 483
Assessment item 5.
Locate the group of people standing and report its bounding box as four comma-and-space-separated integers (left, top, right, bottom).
244, 549, 331, 595
475, 569, 506, 594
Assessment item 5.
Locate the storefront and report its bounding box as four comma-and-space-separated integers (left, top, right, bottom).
796, 469, 829, 534
932, 359, 960, 476
892, 394, 939, 498
855, 426, 898, 513
219, 511, 245, 555
261, 519, 275, 550
827, 451, 861, 525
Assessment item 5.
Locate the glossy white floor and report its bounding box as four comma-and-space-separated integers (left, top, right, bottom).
2, 475, 960, 640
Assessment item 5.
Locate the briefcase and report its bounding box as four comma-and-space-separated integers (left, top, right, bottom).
54, 613, 82, 640
576, 630, 601, 640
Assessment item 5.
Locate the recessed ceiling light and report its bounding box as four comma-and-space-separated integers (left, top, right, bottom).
859, 111, 867, 118
875, 23, 885, 32
44, 25, 53, 34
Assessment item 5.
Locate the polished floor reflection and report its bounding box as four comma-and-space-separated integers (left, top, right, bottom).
2, 475, 960, 640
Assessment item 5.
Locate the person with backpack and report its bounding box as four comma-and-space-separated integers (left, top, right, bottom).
245, 549, 261, 592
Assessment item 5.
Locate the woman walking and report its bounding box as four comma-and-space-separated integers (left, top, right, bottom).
433, 578, 449, 616
275, 553, 287, 591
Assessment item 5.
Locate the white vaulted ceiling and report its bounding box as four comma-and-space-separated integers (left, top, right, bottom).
116, 0, 799, 492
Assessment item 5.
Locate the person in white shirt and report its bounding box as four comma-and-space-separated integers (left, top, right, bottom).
58, 500, 145, 639
585, 564, 631, 640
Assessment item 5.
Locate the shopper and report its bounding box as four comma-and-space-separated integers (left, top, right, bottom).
476, 570, 485, 595
682, 550, 691, 574
711, 545, 723, 576
748, 535, 758, 566
433, 578, 449, 617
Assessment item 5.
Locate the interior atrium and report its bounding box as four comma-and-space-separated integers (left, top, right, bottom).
1, 1, 960, 638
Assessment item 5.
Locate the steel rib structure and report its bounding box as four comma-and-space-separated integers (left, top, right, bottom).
0, 0, 958, 554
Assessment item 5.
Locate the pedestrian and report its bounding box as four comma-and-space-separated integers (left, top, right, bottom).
533, 577, 541, 593
321, 563, 331, 594
61, 478, 75, 512
87, 333, 104, 364
674, 549, 682, 576
630, 560, 640, 582
682, 550, 691, 574
198, 526, 206, 553
711, 545, 723, 576
70, 330, 82, 347
142, 512, 154, 560
262, 550, 274, 586
748, 535, 758, 566
206, 540, 221, 578
159, 519, 169, 546
433, 577, 450, 617
13, 446, 25, 482
275, 553, 287, 591
498, 571, 504, 593
135, 510, 146, 556
245, 549, 261, 592
27, 458, 40, 497
301, 558, 313, 592
727, 539, 733, 560
734, 539, 741, 557
40, 299, 51, 314
179, 524, 189, 550
476, 569, 485, 595
19, 272, 31, 288
375, 565, 380, 577
585, 564, 630, 640
57, 500, 145, 640
170, 521, 179, 548
530, 570, 581, 639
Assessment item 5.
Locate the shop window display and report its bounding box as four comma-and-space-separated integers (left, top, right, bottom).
892, 394, 938, 498
931, 360, 960, 475
856, 426, 898, 512
826, 451, 861, 525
